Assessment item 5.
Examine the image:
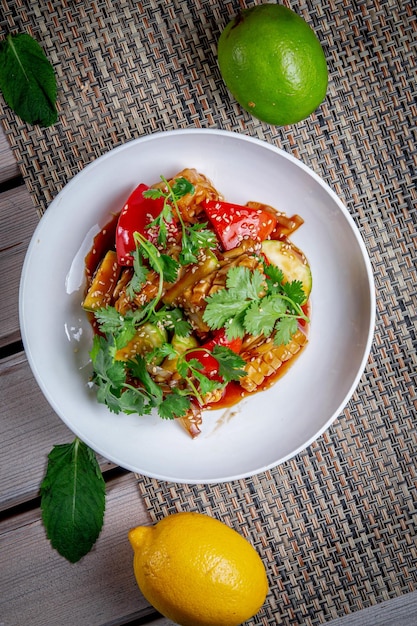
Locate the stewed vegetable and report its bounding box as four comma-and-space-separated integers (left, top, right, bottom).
83, 169, 311, 437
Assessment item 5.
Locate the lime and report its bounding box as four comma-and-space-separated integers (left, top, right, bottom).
218, 3, 328, 125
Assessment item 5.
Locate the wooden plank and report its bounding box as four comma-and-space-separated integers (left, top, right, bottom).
327, 592, 417, 626
0, 471, 155, 626
0, 123, 20, 183
0, 184, 39, 347
0, 351, 117, 511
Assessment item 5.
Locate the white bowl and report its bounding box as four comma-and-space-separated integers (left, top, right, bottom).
19, 129, 375, 484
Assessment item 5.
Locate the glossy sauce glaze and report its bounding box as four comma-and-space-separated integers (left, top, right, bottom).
84, 214, 310, 413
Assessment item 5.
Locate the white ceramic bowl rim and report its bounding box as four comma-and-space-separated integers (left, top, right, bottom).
19, 128, 376, 483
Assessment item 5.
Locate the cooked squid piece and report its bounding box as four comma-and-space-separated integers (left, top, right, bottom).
240, 329, 307, 393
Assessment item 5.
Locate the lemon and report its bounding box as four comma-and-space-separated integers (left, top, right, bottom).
128, 512, 268, 626
218, 3, 328, 126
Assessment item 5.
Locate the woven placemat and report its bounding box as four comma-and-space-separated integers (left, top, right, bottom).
1, 0, 416, 624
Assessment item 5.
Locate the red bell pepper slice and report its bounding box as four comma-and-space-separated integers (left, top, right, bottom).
115, 183, 166, 266
203, 199, 277, 251
186, 329, 242, 382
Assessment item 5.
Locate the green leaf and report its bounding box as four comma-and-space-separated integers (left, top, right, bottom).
0, 33, 57, 127
281, 280, 306, 308
40, 439, 105, 562
128, 356, 163, 404
142, 188, 165, 200
192, 367, 223, 396
117, 388, 150, 414
94, 307, 138, 349
212, 345, 247, 382
244, 295, 287, 337
203, 289, 249, 329
226, 266, 265, 301
179, 223, 217, 265
127, 248, 149, 298
159, 254, 181, 283
274, 317, 298, 346
171, 177, 195, 200
158, 392, 191, 420
265, 265, 285, 293
91, 335, 126, 391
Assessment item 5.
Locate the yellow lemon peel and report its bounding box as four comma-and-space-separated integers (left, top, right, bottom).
129, 512, 268, 626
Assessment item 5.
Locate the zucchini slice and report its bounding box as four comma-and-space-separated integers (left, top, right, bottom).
261, 240, 312, 303
114, 322, 168, 362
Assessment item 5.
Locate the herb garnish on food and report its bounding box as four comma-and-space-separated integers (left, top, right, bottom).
143, 176, 217, 264
203, 264, 309, 346
0, 33, 57, 127
40, 170, 311, 562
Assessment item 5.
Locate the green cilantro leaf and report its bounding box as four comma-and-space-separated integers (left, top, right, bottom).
146, 343, 178, 365
158, 254, 181, 283
191, 364, 223, 397
212, 345, 247, 382
93, 307, 126, 335
203, 289, 249, 330
203, 264, 309, 345
148, 306, 192, 337
128, 356, 163, 405
225, 312, 248, 340
143, 176, 193, 248
158, 392, 191, 420
142, 177, 216, 267
93, 308, 139, 352
142, 188, 166, 200
40, 438, 105, 562
127, 248, 150, 297
96, 383, 124, 414
226, 266, 265, 300
91, 335, 126, 394
274, 317, 299, 346
244, 295, 287, 337
281, 280, 306, 308
171, 177, 195, 199
265, 265, 285, 293
203, 267, 265, 333
0, 33, 57, 127
137, 235, 180, 285
179, 223, 217, 265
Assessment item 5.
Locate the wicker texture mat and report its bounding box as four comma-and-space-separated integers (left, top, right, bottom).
1, 0, 416, 624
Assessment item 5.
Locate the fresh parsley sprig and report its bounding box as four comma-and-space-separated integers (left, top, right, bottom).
203, 264, 309, 345
90, 333, 246, 416
129, 232, 179, 291
143, 176, 216, 264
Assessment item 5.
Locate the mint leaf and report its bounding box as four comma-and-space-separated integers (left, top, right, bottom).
0, 33, 57, 127
40, 439, 105, 562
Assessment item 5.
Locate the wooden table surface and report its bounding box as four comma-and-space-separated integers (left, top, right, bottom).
1, 123, 416, 626
0, 124, 174, 625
